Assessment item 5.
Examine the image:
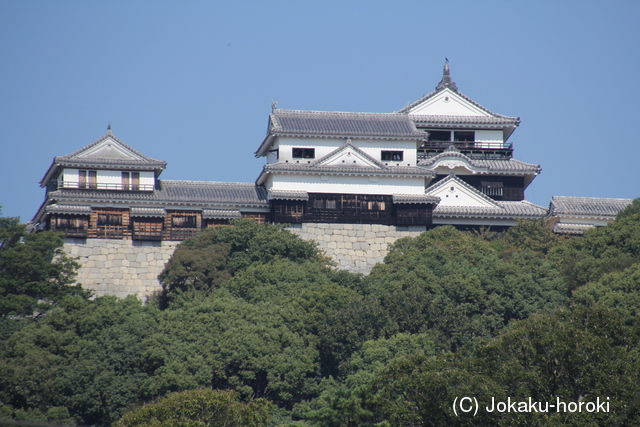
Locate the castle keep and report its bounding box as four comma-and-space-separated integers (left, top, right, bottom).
31, 63, 628, 297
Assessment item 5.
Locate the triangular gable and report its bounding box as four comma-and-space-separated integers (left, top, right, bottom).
312, 139, 386, 170
405, 88, 492, 117
425, 174, 500, 209
62, 133, 151, 162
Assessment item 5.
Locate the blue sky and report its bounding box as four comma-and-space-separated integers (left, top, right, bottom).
1, 1, 639, 222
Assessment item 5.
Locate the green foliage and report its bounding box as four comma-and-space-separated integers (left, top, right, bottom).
499, 218, 563, 256
549, 197, 640, 289
4, 206, 640, 427
357, 305, 640, 426
0, 206, 86, 317
302, 333, 436, 426
572, 263, 640, 324
364, 226, 568, 351
115, 389, 271, 427
158, 219, 325, 303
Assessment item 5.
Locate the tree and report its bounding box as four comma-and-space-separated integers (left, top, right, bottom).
548, 197, 640, 289
114, 389, 271, 427
0, 206, 85, 317
158, 219, 325, 304
364, 226, 567, 351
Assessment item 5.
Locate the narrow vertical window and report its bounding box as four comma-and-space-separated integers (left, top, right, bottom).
79, 170, 87, 189
122, 172, 130, 190
88, 171, 97, 189
132, 172, 139, 191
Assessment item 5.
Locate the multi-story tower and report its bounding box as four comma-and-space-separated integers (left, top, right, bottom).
411, 62, 546, 230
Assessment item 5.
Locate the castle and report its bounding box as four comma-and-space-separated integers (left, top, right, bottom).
31, 63, 632, 297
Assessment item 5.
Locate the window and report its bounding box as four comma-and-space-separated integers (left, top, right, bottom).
121, 172, 140, 190
481, 181, 503, 197
454, 131, 475, 142
292, 148, 315, 159
79, 170, 97, 189
381, 151, 404, 161
427, 130, 451, 142
312, 199, 337, 209
97, 213, 123, 226
172, 215, 197, 228
361, 200, 386, 211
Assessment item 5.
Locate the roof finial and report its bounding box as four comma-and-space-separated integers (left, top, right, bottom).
271, 101, 279, 112
107, 123, 112, 135
436, 58, 458, 92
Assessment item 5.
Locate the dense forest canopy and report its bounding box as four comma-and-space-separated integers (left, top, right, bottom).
1, 202, 640, 426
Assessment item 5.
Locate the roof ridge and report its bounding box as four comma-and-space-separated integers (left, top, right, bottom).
58, 131, 163, 163
310, 139, 388, 169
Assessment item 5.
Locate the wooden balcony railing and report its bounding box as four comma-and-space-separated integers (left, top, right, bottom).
418, 141, 513, 159
57, 181, 154, 191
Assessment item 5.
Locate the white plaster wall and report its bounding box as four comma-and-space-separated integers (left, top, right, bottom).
475, 130, 503, 143
277, 137, 419, 166
408, 89, 490, 116
62, 168, 79, 184
428, 182, 490, 207
139, 172, 155, 189
271, 174, 426, 195
100, 170, 123, 186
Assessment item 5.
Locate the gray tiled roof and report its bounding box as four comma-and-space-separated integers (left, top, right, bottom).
552, 222, 595, 235
262, 162, 433, 177
47, 180, 269, 207
434, 200, 547, 218
55, 132, 166, 168
549, 196, 633, 218
392, 194, 440, 204
130, 207, 167, 217
40, 131, 167, 186
268, 189, 309, 201
202, 209, 242, 219
312, 139, 387, 169
45, 204, 92, 215
268, 109, 424, 139
409, 115, 519, 126
397, 88, 519, 125
419, 149, 540, 174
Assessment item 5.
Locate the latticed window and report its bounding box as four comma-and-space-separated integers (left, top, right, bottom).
97, 214, 123, 226
172, 215, 198, 228
312, 199, 337, 209
54, 216, 85, 228
361, 200, 386, 211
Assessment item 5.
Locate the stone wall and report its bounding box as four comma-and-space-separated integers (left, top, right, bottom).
288, 223, 426, 275
63, 223, 426, 298
63, 238, 179, 298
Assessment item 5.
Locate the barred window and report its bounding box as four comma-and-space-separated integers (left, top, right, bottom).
172, 215, 197, 228
97, 214, 122, 226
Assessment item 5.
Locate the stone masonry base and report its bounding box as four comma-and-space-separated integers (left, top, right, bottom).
63, 224, 426, 298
